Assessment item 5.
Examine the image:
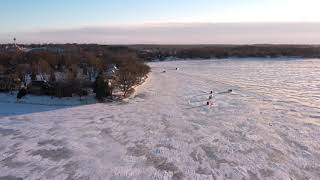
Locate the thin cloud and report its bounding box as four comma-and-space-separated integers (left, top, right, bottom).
2, 23, 320, 44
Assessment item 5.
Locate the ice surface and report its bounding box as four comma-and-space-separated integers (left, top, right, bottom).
0, 59, 319, 179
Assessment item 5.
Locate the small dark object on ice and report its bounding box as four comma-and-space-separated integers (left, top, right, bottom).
218, 89, 233, 94
162, 70, 167, 73
210, 91, 213, 94
209, 95, 213, 100
17, 88, 27, 100
176, 68, 180, 70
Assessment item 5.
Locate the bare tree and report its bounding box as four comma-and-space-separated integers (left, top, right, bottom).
0, 65, 5, 73
16, 64, 31, 85
49, 71, 56, 82
38, 60, 50, 74
116, 66, 138, 97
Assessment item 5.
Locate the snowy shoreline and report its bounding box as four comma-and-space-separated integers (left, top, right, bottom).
0, 74, 150, 107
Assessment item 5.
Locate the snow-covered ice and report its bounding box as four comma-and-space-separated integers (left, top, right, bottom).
0, 59, 320, 179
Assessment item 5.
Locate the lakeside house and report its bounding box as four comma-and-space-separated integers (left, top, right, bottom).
27, 80, 52, 95
105, 64, 118, 79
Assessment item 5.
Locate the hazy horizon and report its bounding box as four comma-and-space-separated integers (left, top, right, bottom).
1, 0, 320, 44
1, 22, 320, 45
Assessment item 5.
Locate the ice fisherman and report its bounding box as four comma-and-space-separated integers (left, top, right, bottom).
209, 94, 213, 100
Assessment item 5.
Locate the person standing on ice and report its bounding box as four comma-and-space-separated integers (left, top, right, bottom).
209, 94, 213, 100
207, 100, 213, 106
207, 91, 214, 106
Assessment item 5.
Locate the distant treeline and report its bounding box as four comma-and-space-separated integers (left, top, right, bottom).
1, 44, 320, 61
0, 44, 148, 74
131, 45, 320, 61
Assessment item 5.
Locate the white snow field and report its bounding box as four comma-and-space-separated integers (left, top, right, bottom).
0, 59, 320, 180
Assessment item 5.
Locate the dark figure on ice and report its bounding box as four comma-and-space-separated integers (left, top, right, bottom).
209, 94, 213, 100
218, 89, 233, 94
17, 88, 27, 100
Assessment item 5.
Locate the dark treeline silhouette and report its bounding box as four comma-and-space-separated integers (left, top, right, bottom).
131, 44, 320, 61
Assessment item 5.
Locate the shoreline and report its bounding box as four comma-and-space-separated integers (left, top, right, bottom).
0, 75, 151, 107
124, 74, 151, 100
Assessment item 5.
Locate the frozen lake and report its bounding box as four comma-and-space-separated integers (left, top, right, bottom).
0, 58, 320, 179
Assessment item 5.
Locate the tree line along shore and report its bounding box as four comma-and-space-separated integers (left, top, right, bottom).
0, 44, 150, 101
133, 44, 320, 60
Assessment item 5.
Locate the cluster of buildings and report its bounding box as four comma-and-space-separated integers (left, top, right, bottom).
1, 38, 64, 54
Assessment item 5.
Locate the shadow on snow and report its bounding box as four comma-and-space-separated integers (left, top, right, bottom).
0, 92, 97, 117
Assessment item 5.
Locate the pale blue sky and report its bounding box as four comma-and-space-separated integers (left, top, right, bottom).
1, 0, 320, 44
1, 0, 320, 33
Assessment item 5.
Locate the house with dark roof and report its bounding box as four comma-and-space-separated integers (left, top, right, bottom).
27, 80, 53, 95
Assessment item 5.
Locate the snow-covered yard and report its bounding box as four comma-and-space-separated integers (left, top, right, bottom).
0, 59, 320, 179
